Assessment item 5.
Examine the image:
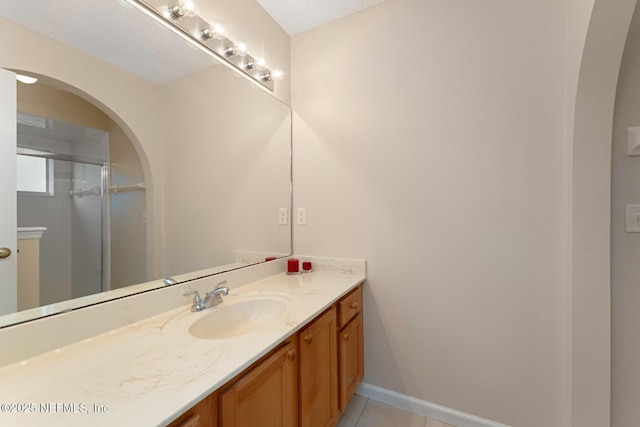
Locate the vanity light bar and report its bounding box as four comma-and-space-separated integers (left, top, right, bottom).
126, 0, 278, 91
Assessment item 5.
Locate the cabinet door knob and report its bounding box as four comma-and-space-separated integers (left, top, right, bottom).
286, 349, 296, 361
350, 302, 358, 310
343, 333, 350, 341
304, 334, 312, 344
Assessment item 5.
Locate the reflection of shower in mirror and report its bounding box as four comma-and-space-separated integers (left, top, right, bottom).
16, 108, 146, 309
70, 186, 102, 198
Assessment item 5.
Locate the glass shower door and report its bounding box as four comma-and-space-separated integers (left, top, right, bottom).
17, 157, 106, 305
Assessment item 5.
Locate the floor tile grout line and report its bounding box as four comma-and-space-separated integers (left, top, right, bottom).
353, 397, 367, 427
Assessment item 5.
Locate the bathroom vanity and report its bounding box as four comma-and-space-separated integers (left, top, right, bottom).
0, 258, 365, 427
174, 284, 363, 427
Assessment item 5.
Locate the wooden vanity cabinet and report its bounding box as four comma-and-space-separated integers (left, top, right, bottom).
167, 392, 217, 427
219, 338, 298, 427
337, 285, 364, 412
169, 284, 364, 427
298, 307, 339, 427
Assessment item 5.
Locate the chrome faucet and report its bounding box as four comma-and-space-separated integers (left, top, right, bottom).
183, 281, 230, 312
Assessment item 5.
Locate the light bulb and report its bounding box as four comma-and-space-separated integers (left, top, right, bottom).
272, 70, 284, 80
183, 0, 198, 16
224, 40, 248, 57
16, 74, 38, 84
256, 57, 267, 70
212, 23, 226, 39
202, 22, 226, 40
168, 0, 198, 19
235, 41, 248, 56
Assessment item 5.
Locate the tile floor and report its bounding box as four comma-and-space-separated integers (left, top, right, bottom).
336, 395, 457, 427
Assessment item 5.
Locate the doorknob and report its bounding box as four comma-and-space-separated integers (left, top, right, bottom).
0, 248, 11, 259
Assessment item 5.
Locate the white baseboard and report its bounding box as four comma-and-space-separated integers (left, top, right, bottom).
355, 383, 512, 427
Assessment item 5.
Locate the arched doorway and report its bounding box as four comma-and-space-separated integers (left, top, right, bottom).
571, 1, 637, 425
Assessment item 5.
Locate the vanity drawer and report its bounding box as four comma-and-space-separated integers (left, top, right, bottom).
338, 286, 362, 329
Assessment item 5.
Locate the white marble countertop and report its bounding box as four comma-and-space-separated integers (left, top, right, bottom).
0, 271, 365, 427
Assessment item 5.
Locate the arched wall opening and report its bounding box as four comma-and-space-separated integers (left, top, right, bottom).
570, 0, 637, 425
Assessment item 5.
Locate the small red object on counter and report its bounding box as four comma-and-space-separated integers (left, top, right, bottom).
287, 258, 299, 273
265, 256, 277, 261
302, 261, 312, 272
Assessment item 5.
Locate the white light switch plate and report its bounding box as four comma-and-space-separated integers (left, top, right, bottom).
297, 208, 307, 225
278, 208, 288, 225
626, 204, 640, 232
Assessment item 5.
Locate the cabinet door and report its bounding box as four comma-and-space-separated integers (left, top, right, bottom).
339, 314, 364, 411
219, 340, 298, 427
299, 307, 338, 427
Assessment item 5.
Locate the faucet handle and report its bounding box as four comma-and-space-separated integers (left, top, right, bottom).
183, 290, 202, 303
212, 281, 230, 297
184, 290, 207, 312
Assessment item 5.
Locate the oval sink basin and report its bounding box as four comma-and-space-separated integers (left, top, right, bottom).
189, 298, 287, 340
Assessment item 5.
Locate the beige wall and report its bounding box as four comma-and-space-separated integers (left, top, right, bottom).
292, 1, 568, 426
109, 122, 148, 289
611, 3, 640, 425
162, 64, 291, 276
290, 1, 640, 425
17, 83, 110, 130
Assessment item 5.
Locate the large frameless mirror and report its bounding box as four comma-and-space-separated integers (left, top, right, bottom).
0, 0, 292, 328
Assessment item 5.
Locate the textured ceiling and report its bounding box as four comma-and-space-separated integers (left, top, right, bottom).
0, 0, 215, 84
256, 0, 386, 35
